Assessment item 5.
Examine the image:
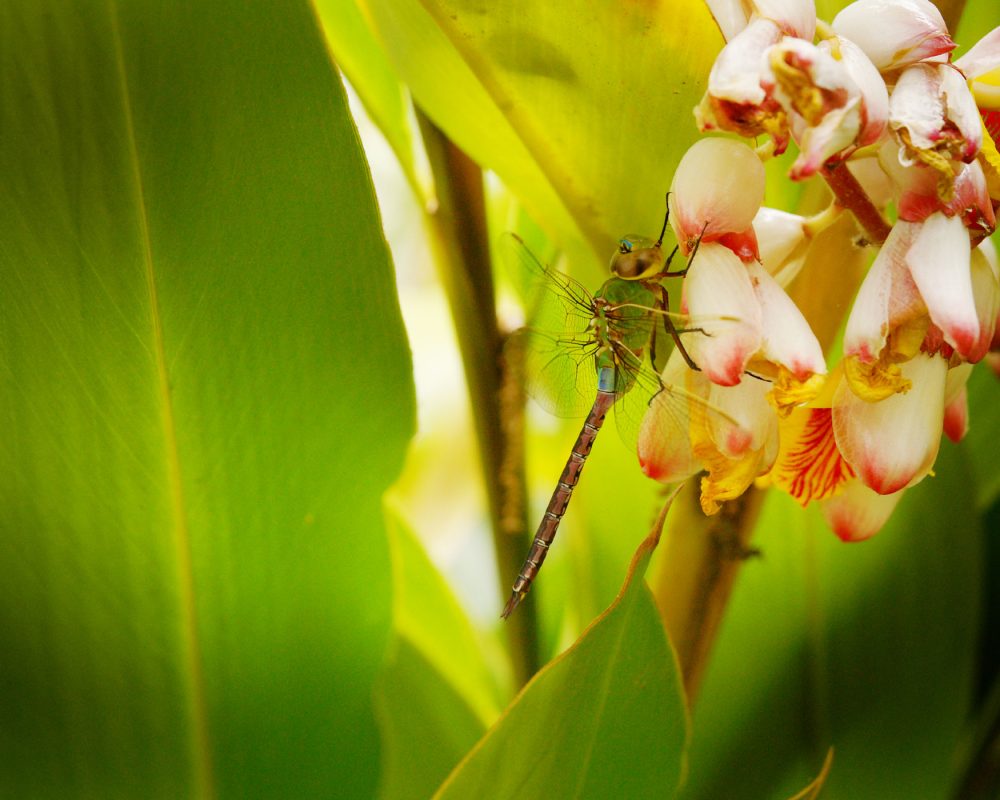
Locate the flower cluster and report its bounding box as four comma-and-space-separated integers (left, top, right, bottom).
640, 0, 1000, 540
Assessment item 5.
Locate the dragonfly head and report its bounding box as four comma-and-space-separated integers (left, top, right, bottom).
610, 235, 665, 280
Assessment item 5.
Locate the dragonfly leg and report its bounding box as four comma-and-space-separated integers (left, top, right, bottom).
661, 223, 708, 279
656, 284, 702, 372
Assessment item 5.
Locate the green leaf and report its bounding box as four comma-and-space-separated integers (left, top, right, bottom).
386, 513, 503, 724
434, 503, 689, 800
680, 443, 981, 798
361, 0, 721, 273
314, 0, 425, 197
375, 635, 487, 800
0, 2, 413, 797
965, 362, 1000, 509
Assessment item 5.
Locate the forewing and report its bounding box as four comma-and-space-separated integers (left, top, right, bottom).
502, 233, 599, 418
501, 232, 594, 332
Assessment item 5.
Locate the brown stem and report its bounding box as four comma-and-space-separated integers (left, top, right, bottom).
415, 111, 539, 686
653, 482, 766, 700
819, 161, 891, 246
653, 210, 870, 703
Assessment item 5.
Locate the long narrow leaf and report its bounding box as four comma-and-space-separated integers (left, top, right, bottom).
0, 2, 413, 796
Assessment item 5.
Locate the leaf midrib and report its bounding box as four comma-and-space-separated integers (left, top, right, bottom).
108, 3, 215, 796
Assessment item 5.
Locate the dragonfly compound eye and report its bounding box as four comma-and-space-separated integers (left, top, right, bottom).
611, 245, 665, 280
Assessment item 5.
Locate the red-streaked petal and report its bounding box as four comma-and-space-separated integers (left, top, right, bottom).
747, 260, 826, 379
906, 212, 979, 358
670, 139, 766, 249
771, 406, 856, 505
822, 479, 904, 541
832, 352, 948, 495
832, 0, 954, 72
954, 25, 1000, 79
682, 243, 763, 385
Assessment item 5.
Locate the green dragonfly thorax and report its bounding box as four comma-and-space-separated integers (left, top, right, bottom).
592, 277, 657, 394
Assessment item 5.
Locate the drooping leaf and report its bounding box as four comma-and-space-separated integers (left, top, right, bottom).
0, 2, 413, 796
375, 635, 487, 800
385, 512, 503, 724
434, 500, 689, 800
360, 0, 722, 275
680, 443, 980, 798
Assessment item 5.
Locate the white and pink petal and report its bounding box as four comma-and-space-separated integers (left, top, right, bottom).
968, 242, 1000, 362
942, 363, 973, 442
747, 259, 826, 379
832, 352, 948, 495
753, 0, 816, 39
705, 375, 776, 459
832, 0, 954, 72
954, 25, 1000, 80
682, 243, 763, 386
638, 354, 706, 484
905, 212, 979, 358
669, 138, 766, 249
843, 221, 923, 362
822, 478, 905, 541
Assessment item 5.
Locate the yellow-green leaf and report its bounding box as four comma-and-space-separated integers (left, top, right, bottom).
434, 502, 689, 800
361, 0, 721, 274
0, 2, 413, 796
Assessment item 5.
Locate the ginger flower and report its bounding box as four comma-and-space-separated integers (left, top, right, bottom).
638, 138, 826, 514
650, 0, 1000, 539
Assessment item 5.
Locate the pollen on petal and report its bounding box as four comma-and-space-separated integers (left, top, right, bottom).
833, 353, 947, 496
843, 354, 912, 401
696, 442, 769, 515
768, 369, 826, 417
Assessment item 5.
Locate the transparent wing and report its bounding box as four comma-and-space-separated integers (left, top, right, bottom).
502, 233, 601, 418
502, 233, 596, 334
507, 324, 600, 419
635, 350, 753, 481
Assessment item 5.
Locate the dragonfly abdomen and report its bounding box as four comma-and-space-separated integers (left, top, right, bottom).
501, 385, 616, 619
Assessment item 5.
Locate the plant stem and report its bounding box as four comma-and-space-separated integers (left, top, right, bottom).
653, 482, 765, 700
819, 160, 891, 245
652, 210, 871, 703
415, 111, 539, 686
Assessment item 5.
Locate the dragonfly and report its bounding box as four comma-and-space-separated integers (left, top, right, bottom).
501, 214, 743, 619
